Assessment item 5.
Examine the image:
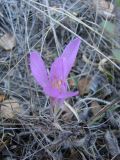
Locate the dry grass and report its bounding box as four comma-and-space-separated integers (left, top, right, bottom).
0, 0, 120, 159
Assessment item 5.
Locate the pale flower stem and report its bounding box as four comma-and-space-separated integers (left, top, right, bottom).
50, 98, 62, 120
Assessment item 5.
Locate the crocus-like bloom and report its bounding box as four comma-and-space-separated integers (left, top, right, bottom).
30, 38, 81, 100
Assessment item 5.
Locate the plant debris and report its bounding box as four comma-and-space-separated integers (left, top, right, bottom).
0, 98, 21, 119
93, 0, 115, 18
0, 0, 120, 159
78, 76, 91, 96
0, 32, 16, 50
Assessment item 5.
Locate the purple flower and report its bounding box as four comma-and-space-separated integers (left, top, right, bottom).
30, 38, 81, 100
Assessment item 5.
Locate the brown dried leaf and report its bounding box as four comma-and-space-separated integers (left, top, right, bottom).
93, 0, 114, 18
78, 76, 91, 96
0, 94, 5, 102
90, 101, 102, 116
0, 98, 20, 119
0, 32, 16, 50
69, 79, 76, 88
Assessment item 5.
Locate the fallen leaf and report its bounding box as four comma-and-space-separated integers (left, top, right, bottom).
0, 98, 21, 119
0, 94, 5, 102
93, 0, 114, 18
78, 76, 91, 96
69, 79, 76, 88
0, 32, 16, 50
90, 101, 102, 116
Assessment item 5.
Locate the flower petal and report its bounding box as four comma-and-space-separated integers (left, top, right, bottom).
44, 86, 60, 98
30, 51, 49, 88
50, 38, 81, 81
49, 38, 81, 91
58, 91, 79, 99
49, 57, 65, 81
61, 37, 81, 78
44, 84, 78, 99
49, 57, 67, 93
49, 38, 81, 97
44, 83, 66, 98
